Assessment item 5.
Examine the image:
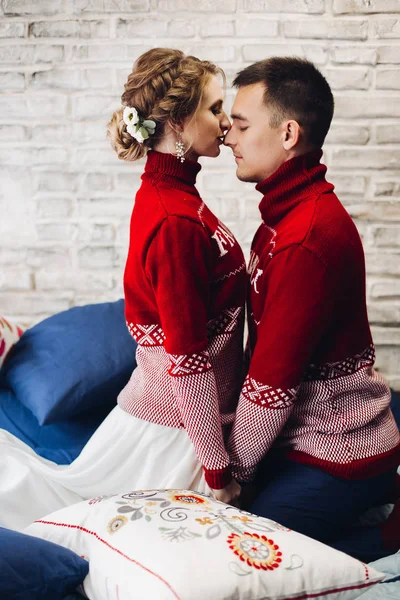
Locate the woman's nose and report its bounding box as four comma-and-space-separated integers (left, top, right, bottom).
224, 127, 234, 147
220, 111, 231, 133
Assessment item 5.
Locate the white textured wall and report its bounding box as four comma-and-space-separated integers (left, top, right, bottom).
0, 0, 399, 388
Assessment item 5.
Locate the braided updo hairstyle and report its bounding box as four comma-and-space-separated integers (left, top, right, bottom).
107, 48, 224, 162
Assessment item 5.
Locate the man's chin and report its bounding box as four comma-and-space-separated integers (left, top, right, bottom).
235, 168, 257, 183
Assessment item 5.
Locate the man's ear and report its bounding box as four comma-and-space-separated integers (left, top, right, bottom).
282, 119, 300, 150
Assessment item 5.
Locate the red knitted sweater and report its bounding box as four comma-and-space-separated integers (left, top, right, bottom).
118, 151, 247, 489
228, 150, 400, 483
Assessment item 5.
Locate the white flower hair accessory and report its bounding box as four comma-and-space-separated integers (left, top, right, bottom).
123, 106, 156, 144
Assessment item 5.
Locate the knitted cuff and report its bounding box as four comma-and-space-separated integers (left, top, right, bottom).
204, 466, 232, 490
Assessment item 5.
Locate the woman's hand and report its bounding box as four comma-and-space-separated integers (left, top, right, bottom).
211, 478, 241, 506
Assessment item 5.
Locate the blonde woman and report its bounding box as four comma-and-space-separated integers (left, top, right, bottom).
0, 49, 246, 530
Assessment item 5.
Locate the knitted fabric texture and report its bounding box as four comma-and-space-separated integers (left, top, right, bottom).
228, 150, 400, 483
118, 151, 247, 489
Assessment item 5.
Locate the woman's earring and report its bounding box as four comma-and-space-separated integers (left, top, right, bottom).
175, 133, 185, 163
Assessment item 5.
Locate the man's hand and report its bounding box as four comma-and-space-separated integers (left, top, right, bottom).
211, 478, 241, 506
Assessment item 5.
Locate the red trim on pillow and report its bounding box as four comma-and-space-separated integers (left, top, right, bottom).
35, 520, 182, 600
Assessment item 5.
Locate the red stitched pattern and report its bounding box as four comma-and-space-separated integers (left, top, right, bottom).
34, 520, 182, 600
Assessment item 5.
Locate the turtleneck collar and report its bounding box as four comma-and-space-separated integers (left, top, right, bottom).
256, 150, 334, 227
143, 150, 202, 195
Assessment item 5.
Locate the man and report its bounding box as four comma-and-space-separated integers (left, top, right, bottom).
224, 57, 400, 561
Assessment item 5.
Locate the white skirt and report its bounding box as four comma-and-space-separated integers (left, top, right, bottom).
0, 406, 210, 531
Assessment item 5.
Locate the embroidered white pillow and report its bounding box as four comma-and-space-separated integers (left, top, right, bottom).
25, 489, 384, 600
0, 317, 25, 368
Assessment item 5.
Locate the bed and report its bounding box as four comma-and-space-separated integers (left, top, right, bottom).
0, 302, 399, 600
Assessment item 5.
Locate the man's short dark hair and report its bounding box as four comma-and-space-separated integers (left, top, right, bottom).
233, 57, 334, 148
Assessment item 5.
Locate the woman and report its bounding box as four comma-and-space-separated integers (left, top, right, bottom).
0, 49, 246, 531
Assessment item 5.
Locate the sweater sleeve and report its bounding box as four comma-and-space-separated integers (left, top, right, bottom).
145, 216, 231, 489
227, 244, 336, 482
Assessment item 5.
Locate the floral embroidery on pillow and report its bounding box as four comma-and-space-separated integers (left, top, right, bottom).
107, 516, 128, 534
227, 532, 283, 570
168, 492, 209, 506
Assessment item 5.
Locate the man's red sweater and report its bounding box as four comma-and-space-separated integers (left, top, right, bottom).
118, 151, 247, 489
228, 150, 400, 483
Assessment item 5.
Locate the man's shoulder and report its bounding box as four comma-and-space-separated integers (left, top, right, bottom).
296, 191, 365, 273
256, 191, 363, 266
306, 191, 362, 249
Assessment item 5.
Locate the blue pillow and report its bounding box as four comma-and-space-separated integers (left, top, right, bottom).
0, 387, 110, 464
0, 527, 89, 600
1, 300, 136, 425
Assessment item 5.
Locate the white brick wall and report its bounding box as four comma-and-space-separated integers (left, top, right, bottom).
0, 0, 399, 388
